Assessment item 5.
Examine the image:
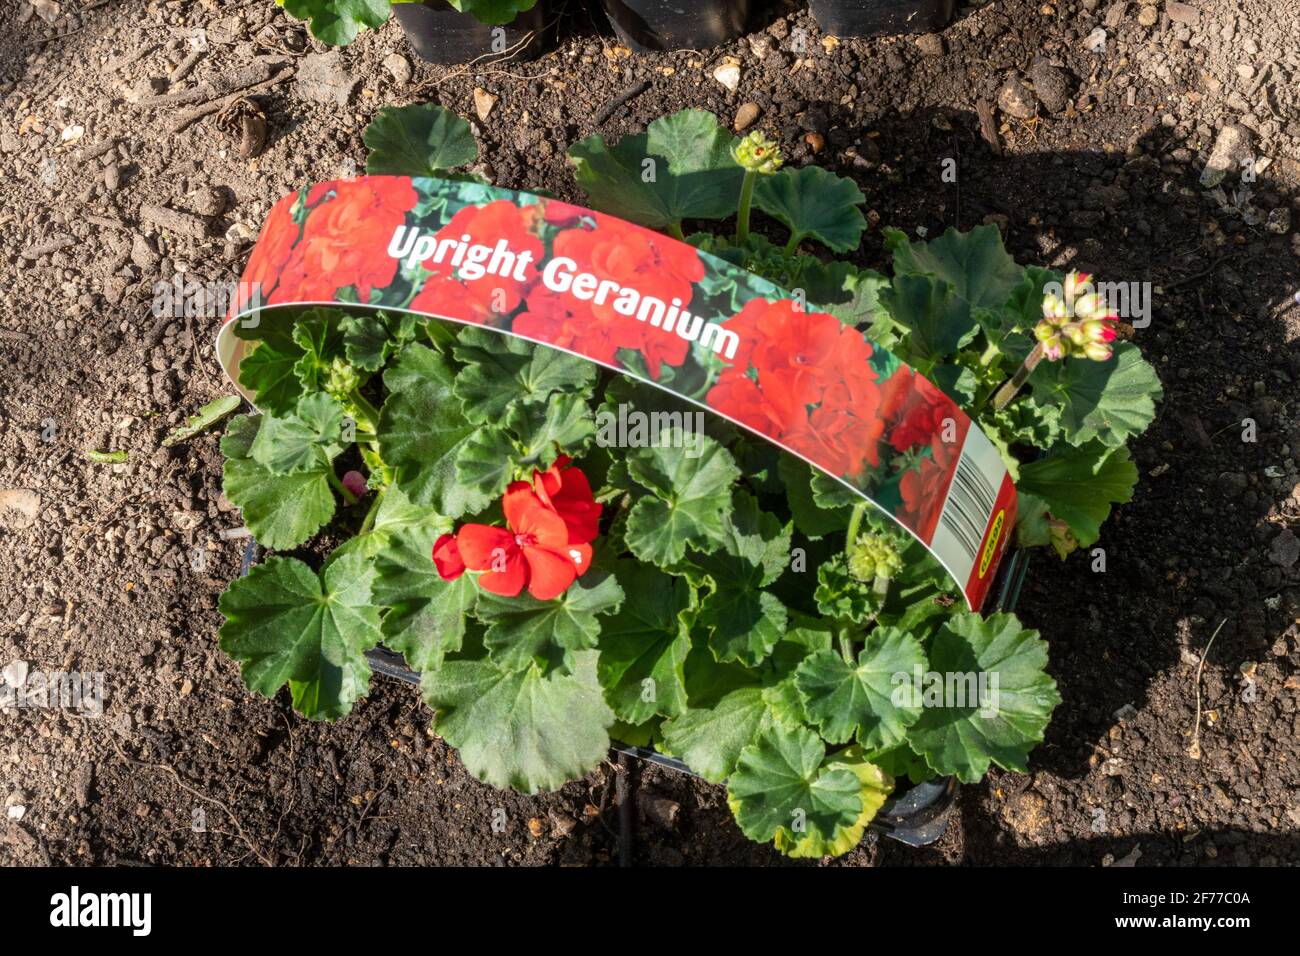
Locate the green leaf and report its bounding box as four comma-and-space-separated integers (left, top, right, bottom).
879, 273, 978, 363
379, 344, 486, 518
162, 395, 242, 447
795, 627, 926, 751
596, 562, 691, 723
624, 431, 740, 567
885, 224, 1024, 311
476, 570, 624, 671
291, 311, 346, 394
249, 393, 346, 474
779, 455, 852, 539
660, 686, 769, 784
280, 0, 391, 46
1029, 342, 1162, 448
1017, 441, 1137, 547
218, 553, 381, 720
506, 392, 595, 466
363, 103, 478, 176
446, 0, 539, 26
692, 491, 791, 666
754, 165, 867, 252
773, 747, 892, 858
452, 329, 597, 424
420, 649, 613, 793
726, 723, 864, 846
568, 109, 745, 229
340, 314, 392, 372
239, 340, 303, 416
368, 496, 473, 672
907, 612, 1061, 783
222, 415, 336, 550
814, 554, 883, 624
451, 426, 517, 504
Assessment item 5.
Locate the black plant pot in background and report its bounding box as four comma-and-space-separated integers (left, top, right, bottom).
599, 0, 751, 52
393, 0, 552, 64
808, 0, 955, 36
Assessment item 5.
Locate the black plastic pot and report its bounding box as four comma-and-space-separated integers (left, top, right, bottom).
599, 0, 751, 52
392, 0, 551, 65
808, 0, 955, 36
238, 539, 1031, 849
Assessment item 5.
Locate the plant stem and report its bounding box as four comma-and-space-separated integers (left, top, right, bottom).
326, 469, 357, 505
667, 221, 685, 241
874, 572, 891, 603
992, 342, 1045, 411
358, 486, 385, 536
838, 629, 856, 666
782, 232, 801, 257
844, 502, 866, 559
347, 388, 381, 435
978, 340, 1001, 367
735, 170, 757, 244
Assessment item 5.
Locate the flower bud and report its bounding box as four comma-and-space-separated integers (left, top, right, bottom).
1033, 270, 1118, 362
732, 131, 783, 175
847, 532, 903, 584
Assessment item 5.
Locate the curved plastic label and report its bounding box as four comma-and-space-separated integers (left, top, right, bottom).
218, 176, 1015, 609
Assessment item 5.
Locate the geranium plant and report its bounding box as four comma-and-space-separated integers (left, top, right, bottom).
215, 105, 1161, 856
278, 0, 540, 45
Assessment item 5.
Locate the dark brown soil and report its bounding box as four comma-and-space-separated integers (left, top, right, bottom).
1, 0, 1297, 867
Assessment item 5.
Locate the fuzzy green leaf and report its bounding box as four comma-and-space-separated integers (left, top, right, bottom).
446, 0, 540, 26
659, 686, 770, 784
476, 570, 624, 671
885, 224, 1024, 312
1029, 342, 1162, 448
795, 628, 926, 751
879, 273, 978, 363
222, 415, 336, 550
907, 612, 1061, 783
1017, 441, 1137, 547
726, 723, 864, 846
506, 392, 595, 466
249, 393, 347, 474
754, 165, 867, 252
692, 491, 791, 666
364, 104, 478, 176
596, 563, 691, 723
772, 747, 892, 858
624, 431, 740, 567
280, 0, 391, 46
379, 344, 487, 518
779, 455, 853, 539
218, 553, 381, 720
420, 650, 613, 793
568, 109, 745, 229
239, 340, 303, 416
452, 328, 597, 423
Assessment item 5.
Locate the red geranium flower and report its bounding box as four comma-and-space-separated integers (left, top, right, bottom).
514, 288, 622, 366
452, 483, 592, 600
887, 373, 958, 453
532, 455, 602, 544
896, 435, 961, 541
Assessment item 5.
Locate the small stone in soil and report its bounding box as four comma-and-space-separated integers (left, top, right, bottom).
383, 53, 412, 87
1200, 124, 1253, 186
733, 102, 760, 132
998, 74, 1038, 119
295, 52, 358, 108
1268, 529, 1299, 568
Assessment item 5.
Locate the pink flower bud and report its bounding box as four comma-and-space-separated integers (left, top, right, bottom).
342, 470, 368, 500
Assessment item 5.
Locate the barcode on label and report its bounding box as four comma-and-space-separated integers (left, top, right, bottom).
930, 426, 1007, 589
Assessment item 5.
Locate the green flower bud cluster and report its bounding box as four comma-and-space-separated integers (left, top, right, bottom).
847, 532, 903, 584
732, 131, 783, 175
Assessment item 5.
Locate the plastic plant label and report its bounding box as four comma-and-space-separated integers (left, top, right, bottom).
218, 176, 1016, 609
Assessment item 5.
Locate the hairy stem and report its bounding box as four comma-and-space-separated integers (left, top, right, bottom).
838, 629, 856, 666
326, 469, 357, 506
844, 502, 866, 559
992, 342, 1045, 411
358, 486, 385, 536
735, 170, 757, 244
783, 232, 802, 257
978, 340, 1002, 367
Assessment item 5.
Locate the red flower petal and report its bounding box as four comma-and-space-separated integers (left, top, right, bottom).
455, 524, 515, 570
521, 546, 579, 601
431, 533, 466, 580
476, 550, 528, 597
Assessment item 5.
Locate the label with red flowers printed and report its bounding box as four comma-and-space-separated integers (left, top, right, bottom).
217, 176, 1016, 610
